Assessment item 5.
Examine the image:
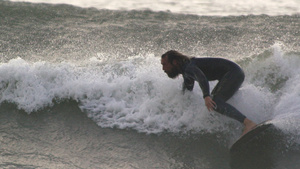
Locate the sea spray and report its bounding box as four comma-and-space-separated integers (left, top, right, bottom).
2, 46, 298, 137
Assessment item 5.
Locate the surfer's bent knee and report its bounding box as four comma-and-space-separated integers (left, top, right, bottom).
212, 96, 246, 123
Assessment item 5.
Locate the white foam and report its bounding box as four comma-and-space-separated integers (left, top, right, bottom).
1, 47, 300, 136
244, 44, 300, 143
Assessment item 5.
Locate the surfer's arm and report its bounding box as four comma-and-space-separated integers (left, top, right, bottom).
186, 66, 210, 98
182, 76, 195, 94
185, 67, 215, 111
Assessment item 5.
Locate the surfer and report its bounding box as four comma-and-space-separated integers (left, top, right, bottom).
161, 50, 257, 135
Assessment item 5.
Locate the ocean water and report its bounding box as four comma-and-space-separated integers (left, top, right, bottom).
1, 0, 300, 168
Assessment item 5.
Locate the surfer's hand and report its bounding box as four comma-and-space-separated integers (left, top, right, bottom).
204, 96, 217, 111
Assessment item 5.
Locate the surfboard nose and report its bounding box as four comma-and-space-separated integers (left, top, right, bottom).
230, 122, 286, 169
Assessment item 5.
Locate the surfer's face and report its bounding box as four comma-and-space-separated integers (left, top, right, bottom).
161, 56, 180, 79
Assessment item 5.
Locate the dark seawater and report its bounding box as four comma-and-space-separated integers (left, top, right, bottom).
0, 101, 231, 168
1, 1, 300, 168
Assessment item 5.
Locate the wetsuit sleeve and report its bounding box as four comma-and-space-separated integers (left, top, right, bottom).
182, 76, 195, 93
185, 66, 210, 98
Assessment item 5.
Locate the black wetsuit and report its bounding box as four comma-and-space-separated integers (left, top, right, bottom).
182, 57, 246, 123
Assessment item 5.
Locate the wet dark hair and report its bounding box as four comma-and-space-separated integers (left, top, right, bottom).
161, 50, 190, 66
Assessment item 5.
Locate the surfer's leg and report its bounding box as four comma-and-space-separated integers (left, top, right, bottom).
212, 96, 256, 135
213, 96, 256, 135
211, 69, 244, 102
211, 69, 256, 134
212, 95, 246, 123
211, 69, 246, 122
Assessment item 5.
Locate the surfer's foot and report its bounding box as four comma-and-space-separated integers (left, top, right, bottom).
242, 118, 257, 136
